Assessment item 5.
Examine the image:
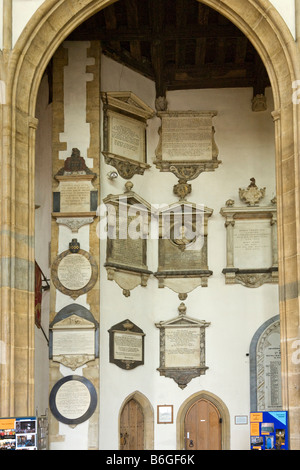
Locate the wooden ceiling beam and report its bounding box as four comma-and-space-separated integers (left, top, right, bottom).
68, 24, 244, 42
103, 4, 121, 52
175, 0, 187, 67
125, 0, 142, 61
166, 77, 256, 90
149, 0, 166, 98
102, 47, 154, 79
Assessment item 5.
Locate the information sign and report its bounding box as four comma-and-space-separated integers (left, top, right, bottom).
250, 411, 288, 450
0, 416, 48, 450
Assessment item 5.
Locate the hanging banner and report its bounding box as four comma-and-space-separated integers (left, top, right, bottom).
35, 261, 43, 328
250, 411, 288, 450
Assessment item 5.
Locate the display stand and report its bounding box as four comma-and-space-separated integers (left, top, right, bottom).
250, 411, 288, 450
0, 415, 48, 450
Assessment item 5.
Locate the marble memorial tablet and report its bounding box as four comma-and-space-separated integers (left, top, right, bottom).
57, 253, 92, 290
220, 182, 278, 287
58, 179, 95, 213
49, 304, 99, 369
165, 327, 201, 368
108, 110, 146, 163
51, 240, 98, 299
52, 327, 95, 357
156, 303, 210, 388
49, 375, 97, 425
52, 149, 98, 231
154, 111, 221, 180
101, 92, 154, 179
108, 319, 145, 370
113, 332, 143, 362
233, 219, 272, 269
257, 321, 282, 411
160, 112, 214, 161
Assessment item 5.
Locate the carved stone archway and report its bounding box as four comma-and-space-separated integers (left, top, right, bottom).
1, 0, 300, 448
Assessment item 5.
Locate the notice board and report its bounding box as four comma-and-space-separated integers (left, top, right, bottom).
0, 416, 48, 450
250, 411, 288, 450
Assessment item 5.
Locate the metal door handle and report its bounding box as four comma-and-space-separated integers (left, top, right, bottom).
120, 432, 128, 445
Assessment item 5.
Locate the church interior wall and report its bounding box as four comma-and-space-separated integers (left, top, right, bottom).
34, 41, 280, 449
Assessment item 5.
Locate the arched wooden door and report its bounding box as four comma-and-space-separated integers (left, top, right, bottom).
184, 398, 222, 450
120, 399, 144, 450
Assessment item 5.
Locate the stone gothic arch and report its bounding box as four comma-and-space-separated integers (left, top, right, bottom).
1, 0, 300, 448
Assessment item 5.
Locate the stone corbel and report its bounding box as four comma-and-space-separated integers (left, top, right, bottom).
102, 152, 150, 179
105, 264, 152, 297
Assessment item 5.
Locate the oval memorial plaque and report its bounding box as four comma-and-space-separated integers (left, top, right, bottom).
57, 253, 92, 290
49, 375, 97, 425
51, 246, 98, 299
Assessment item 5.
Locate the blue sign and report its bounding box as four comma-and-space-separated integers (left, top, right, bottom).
250, 411, 288, 450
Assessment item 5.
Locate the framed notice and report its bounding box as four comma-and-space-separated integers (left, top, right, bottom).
49, 375, 97, 426
108, 319, 145, 370
157, 405, 173, 424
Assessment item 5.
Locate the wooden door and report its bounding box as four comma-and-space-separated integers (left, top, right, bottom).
184, 398, 222, 450
120, 399, 144, 450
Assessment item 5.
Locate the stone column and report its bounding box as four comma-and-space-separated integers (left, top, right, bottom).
225, 218, 235, 268
2, 0, 12, 51
0, 52, 37, 416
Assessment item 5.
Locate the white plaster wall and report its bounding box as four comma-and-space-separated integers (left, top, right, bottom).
49, 41, 94, 451
0, 0, 295, 51
34, 47, 279, 450
99, 55, 278, 451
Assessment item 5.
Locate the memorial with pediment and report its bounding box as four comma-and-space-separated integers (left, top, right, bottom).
103, 182, 152, 297
155, 303, 210, 389
49, 304, 99, 370
52, 148, 98, 232
154, 199, 213, 298
101, 91, 155, 179
220, 179, 278, 287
